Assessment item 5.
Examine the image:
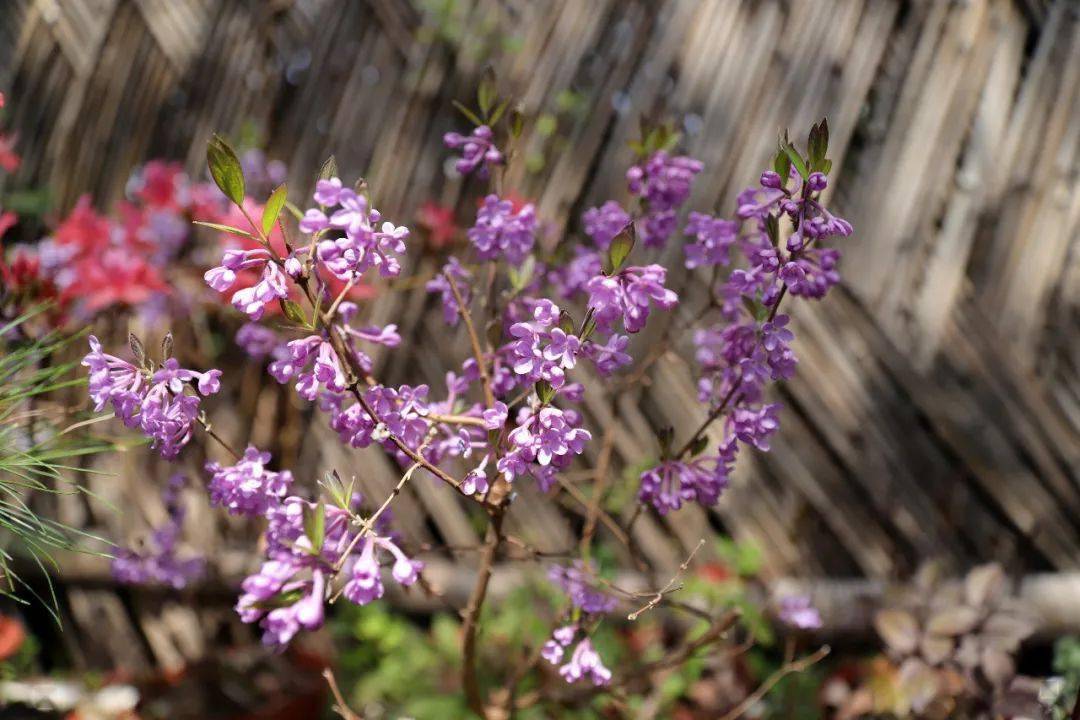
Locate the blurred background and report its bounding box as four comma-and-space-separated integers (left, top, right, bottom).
0, 0, 1078, 717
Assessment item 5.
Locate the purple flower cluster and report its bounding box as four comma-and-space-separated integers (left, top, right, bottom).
205, 445, 294, 516
269, 335, 348, 401
626, 151, 703, 248
468, 195, 537, 264
504, 300, 582, 388
581, 201, 631, 250
237, 496, 420, 647
299, 179, 409, 280
585, 264, 678, 334
543, 629, 611, 686
637, 447, 734, 514
498, 404, 590, 490
548, 563, 616, 615
443, 124, 502, 177
426, 256, 473, 325
204, 248, 289, 320
777, 594, 822, 630
111, 475, 205, 589
683, 212, 738, 269
637, 157, 851, 513
83, 336, 221, 459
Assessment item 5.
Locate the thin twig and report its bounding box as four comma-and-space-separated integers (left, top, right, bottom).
323, 668, 362, 720
717, 645, 830, 720
580, 427, 615, 561
462, 509, 506, 718
627, 539, 704, 621
446, 271, 496, 410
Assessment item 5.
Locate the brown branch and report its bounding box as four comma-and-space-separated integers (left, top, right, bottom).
718, 644, 830, 720
462, 509, 506, 718
446, 270, 496, 410
627, 539, 704, 621
323, 668, 363, 720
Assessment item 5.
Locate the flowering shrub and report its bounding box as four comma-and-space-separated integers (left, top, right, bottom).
79, 81, 852, 715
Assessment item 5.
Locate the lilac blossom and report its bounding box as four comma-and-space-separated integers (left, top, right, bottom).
683, 212, 738, 269
204, 248, 289, 320
498, 405, 591, 487
637, 448, 733, 514
204, 445, 293, 516
585, 264, 678, 334
82, 336, 221, 459
298, 182, 408, 280
626, 151, 703, 248
778, 595, 822, 630
235, 322, 282, 360
111, 475, 205, 589
557, 637, 611, 686
443, 124, 502, 177
548, 563, 616, 615
581, 201, 631, 249
467, 195, 536, 264
426, 256, 472, 325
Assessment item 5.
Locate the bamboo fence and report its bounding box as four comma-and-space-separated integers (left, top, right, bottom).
0, 0, 1078, 671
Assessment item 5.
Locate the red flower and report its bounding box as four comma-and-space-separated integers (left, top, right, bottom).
0, 133, 20, 174
417, 201, 458, 249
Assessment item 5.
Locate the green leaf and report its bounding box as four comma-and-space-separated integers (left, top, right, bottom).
489, 98, 511, 127
773, 148, 791, 184
206, 134, 245, 206
535, 380, 555, 405
452, 100, 483, 127
262, 184, 287, 237
304, 502, 326, 553
689, 435, 709, 457
280, 299, 308, 325
808, 118, 829, 172
780, 139, 809, 181
604, 223, 635, 275
283, 200, 305, 221
477, 67, 497, 117
558, 311, 576, 335
764, 214, 780, 247
580, 312, 597, 343
509, 107, 525, 138
128, 333, 147, 368
318, 155, 338, 182
508, 254, 536, 292
193, 220, 256, 239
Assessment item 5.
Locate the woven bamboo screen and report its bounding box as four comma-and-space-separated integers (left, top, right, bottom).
1, 0, 1079, 668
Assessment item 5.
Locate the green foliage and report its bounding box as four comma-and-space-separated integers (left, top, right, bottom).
0, 306, 113, 618
1048, 636, 1080, 719
206, 134, 245, 206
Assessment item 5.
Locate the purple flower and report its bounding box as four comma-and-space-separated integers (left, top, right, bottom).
558, 638, 611, 686
308, 181, 409, 280
204, 445, 293, 516
582, 201, 631, 249
467, 195, 536, 264
82, 337, 222, 459
684, 212, 738, 269
541, 624, 578, 665
548, 563, 616, 615
548, 247, 602, 300
269, 335, 347, 401
425, 256, 472, 325
111, 475, 205, 589
236, 323, 283, 360
778, 595, 822, 630
585, 264, 678, 334
729, 402, 781, 451
481, 402, 508, 430
313, 177, 343, 206
583, 334, 632, 376
626, 151, 703, 248
498, 405, 591, 488
637, 451, 733, 514
443, 124, 502, 177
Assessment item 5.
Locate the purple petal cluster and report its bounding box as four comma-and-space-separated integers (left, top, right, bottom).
637, 448, 734, 514
269, 335, 348, 401
683, 212, 738, 269
298, 179, 408, 280
443, 124, 502, 177
468, 195, 536, 264
626, 151, 703, 248
498, 404, 591, 489
540, 624, 612, 687
204, 445, 293, 516
581, 201, 631, 250
504, 300, 583, 388
204, 248, 289, 320
548, 563, 616, 615
425, 256, 472, 325
83, 337, 221, 459
778, 594, 823, 630
111, 475, 205, 589
237, 496, 420, 648
585, 264, 678, 334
